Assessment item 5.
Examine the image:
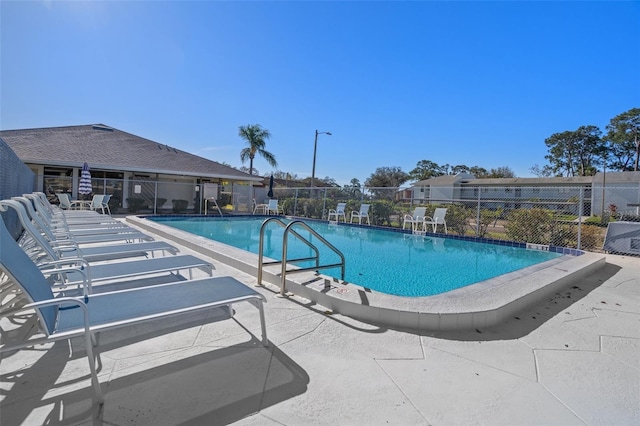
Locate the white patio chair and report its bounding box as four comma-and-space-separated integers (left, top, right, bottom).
100, 194, 112, 215
89, 194, 105, 214
328, 203, 347, 222
266, 199, 283, 215
403, 206, 427, 230
253, 199, 268, 214
56, 193, 85, 210
350, 204, 371, 225
423, 208, 448, 234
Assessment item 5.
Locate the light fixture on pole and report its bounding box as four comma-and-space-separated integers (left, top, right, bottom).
311, 129, 332, 189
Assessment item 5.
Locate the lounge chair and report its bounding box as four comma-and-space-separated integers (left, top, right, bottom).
402, 206, 427, 231
0, 218, 267, 404
328, 203, 347, 223
423, 208, 448, 234
0, 205, 211, 294
27, 193, 121, 227
267, 199, 283, 215
50, 255, 214, 294
5, 198, 152, 245
350, 204, 371, 225
0, 200, 179, 262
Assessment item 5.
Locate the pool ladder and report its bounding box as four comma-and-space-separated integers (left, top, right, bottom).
257, 218, 345, 296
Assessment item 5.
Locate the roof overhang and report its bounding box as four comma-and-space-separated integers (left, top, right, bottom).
22, 159, 263, 182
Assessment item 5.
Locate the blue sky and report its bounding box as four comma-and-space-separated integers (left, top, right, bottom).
1, 1, 638, 186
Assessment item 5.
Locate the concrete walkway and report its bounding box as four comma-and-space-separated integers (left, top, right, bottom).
1, 236, 638, 424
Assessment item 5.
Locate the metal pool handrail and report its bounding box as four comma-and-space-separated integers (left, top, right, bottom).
257, 218, 345, 296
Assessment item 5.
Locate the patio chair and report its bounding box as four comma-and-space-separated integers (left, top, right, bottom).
350, 204, 371, 225
56, 193, 85, 210
423, 208, 448, 234
328, 203, 347, 223
253, 199, 268, 214
267, 199, 283, 215
101, 194, 112, 215
402, 207, 427, 231
89, 194, 105, 214
0, 218, 267, 404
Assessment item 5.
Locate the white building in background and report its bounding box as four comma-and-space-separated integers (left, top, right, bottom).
410, 171, 640, 217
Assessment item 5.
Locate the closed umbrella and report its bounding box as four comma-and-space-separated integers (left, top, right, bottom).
267, 175, 274, 198
78, 162, 92, 198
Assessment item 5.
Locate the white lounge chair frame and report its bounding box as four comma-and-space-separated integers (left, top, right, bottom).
0, 218, 268, 405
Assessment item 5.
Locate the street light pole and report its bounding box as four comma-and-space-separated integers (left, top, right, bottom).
311, 129, 332, 190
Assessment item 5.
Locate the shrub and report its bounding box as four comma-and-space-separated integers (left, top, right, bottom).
371, 200, 395, 226
505, 208, 553, 244
428, 204, 471, 236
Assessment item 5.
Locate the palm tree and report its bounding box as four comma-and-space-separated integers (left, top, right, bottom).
238, 124, 277, 175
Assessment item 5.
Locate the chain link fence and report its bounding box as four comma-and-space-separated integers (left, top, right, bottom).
266, 185, 640, 254
27, 167, 640, 254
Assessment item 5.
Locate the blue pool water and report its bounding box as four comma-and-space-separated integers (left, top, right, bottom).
150, 216, 563, 297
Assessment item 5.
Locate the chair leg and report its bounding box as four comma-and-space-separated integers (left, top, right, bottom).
85, 333, 104, 403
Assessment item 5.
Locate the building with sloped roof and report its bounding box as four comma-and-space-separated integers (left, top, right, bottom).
0, 124, 261, 213
410, 171, 640, 217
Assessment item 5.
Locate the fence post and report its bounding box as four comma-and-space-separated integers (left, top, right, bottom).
153, 181, 158, 214
293, 188, 298, 217
322, 188, 327, 219
476, 188, 481, 236
577, 187, 584, 250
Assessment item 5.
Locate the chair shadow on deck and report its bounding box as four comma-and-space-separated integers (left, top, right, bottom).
1, 307, 309, 425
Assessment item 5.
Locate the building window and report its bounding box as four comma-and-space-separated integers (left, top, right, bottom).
43, 167, 73, 195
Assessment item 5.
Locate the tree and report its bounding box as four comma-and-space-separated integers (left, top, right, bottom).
468, 166, 489, 178
365, 166, 409, 199
486, 166, 516, 178
272, 170, 298, 180
605, 107, 640, 171
408, 160, 444, 181
543, 126, 604, 176
530, 164, 553, 177
238, 124, 277, 176
365, 166, 409, 188
451, 164, 471, 175
239, 166, 259, 175
343, 178, 362, 197
320, 176, 339, 187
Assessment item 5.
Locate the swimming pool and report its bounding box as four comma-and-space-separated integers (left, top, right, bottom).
149, 216, 563, 297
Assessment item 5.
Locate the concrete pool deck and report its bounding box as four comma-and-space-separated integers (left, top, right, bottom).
1, 219, 639, 425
